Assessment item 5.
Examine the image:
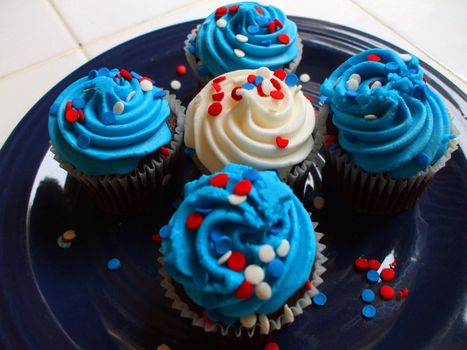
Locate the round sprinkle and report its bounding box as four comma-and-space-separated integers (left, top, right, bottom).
227, 251, 247, 271
159, 224, 172, 239
368, 259, 381, 270
88, 69, 98, 78
140, 79, 153, 92
366, 270, 380, 283
313, 196, 325, 209
275, 136, 289, 149
255, 282, 272, 300
62, 229, 77, 242
170, 80, 181, 90
380, 268, 395, 282
212, 91, 225, 101
208, 101, 223, 116
234, 48, 245, 58
209, 173, 229, 187
247, 74, 256, 84
270, 90, 284, 100
242, 168, 260, 182
157, 345, 171, 350
217, 250, 232, 265
385, 61, 400, 73
370, 80, 382, 89
361, 289, 375, 303
362, 305, 376, 319
354, 258, 369, 271
234, 179, 252, 196
399, 53, 412, 62
216, 18, 227, 28
367, 54, 382, 62
254, 75, 265, 86
274, 69, 286, 81
299, 73, 311, 83
193, 269, 209, 287
312, 292, 327, 306
349, 73, 362, 83
210, 229, 223, 242
176, 64, 186, 75
236, 34, 248, 42
278, 34, 290, 44
264, 342, 279, 350
364, 114, 378, 120
259, 245, 276, 263
72, 97, 85, 109
267, 259, 285, 278
102, 111, 116, 125
247, 24, 259, 34
113, 101, 124, 115
285, 74, 298, 86
379, 285, 395, 300
276, 239, 290, 257
240, 314, 257, 328
416, 152, 430, 167
215, 236, 232, 255
244, 265, 265, 285
186, 212, 203, 230
126, 90, 136, 102
65, 109, 78, 123
346, 78, 359, 91
231, 86, 243, 101
228, 194, 247, 205
77, 134, 91, 149
107, 258, 121, 270
234, 280, 254, 299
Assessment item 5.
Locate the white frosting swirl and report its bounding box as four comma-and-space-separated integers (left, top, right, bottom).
185, 67, 316, 173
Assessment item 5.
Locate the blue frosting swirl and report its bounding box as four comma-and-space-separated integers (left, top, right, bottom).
48, 68, 171, 175
320, 48, 454, 179
161, 164, 315, 322
193, 2, 299, 76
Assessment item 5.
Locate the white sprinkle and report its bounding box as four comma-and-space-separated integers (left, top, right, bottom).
126, 90, 136, 102
217, 250, 232, 265
83, 88, 92, 93
113, 101, 124, 115
234, 48, 245, 58
283, 305, 294, 323
370, 80, 382, 89
299, 73, 311, 83
216, 18, 227, 28
258, 245, 276, 263
313, 196, 325, 209
364, 114, 378, 120
276, 239, 290, 257
255, 282, 272, 300
244, 265, 265, 285
140, 79, 153, 92
400, 53, 412, 62
239, 314, 257, 328
349, 73, 361, 84
259, 314, 270, 334
236, 34, 248, 43
62, 229, 77, 241
261, 79, 275, 95
334, 77, 341, 87
346, 78, 359, 91
170, 80, 181, 90
228, 194, 247, 205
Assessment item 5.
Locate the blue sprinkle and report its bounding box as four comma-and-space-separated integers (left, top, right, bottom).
261, 40, 271, 47
366, 270, 380, 284
362, 304, 377, 319
242, 83, 255, 90
72, 97, 85, 109
101, 111, 116, 125
131, 71, 142, 80
159, 225, 172, 239
319, 96, 328, 105
254, 76, 264, 85
88, 69, 98, 79
107, 258, 121, 271
361, 289, 375, 303
49, 102, 60, 116
206, 309, 221, 322
267, 259, 285, 278
344, 132, 357, 143
285, 73, 299, 86
416, 152, 430, 167
98, 67, 110, 76
188, 45, 196, 55
312, 292, 327, 306
193, 269, 209, 288
242, 168, 260, 182
385, 61, 399, 74
153, 90, 167, 99
210, 229, 223, 242
442, 134, 457, 142
220, 315, 236, 325
195, 208, 212, 214
225, 179, 236, 192
77, 134, 91, 149
202, 293, 219, 310
184, 147, 196, 155
247, 24, 259, 34
215, 236, 232, 255
198, 66, 210, 77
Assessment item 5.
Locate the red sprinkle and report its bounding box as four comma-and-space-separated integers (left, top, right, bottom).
273, 69, 286, 81
231, 86, 243, 101
247, 74, 256, 84
159, 146, 170, 157
390, 261, 398, 268
65, 109, 78, 123
270, 90, 284, 100
234, 179, 253, 196
270, 78, 282, 91
354, 257, 369, 271
305, 280, 312, 290
120, 69, 132, 81
324, 134, 337, 146
209, 173, 229, 188
227, 251, 247, 271
208, 102, 223, 116
211, 82, 222, 92
139, 76, 152, 83
255, 6, 263, 15
380, 268, 395, 282
215, 6, 228, 17
379, 285, 395, 300
274, 18, 284, 28
275, 136, 289, 149
212, 92, 225, 101
151, 233, 161, 242
176, 64, 186, 75
278, 34, 290, 45
229, 4, 240, 13
264, 342, 280, 350
396, 291, 404, 300
201, 310, 216, 326
268, 21, 276, 33
77, 109, 85, 123
213, 75, 227, 84
368, 259, 381, 270
367, 54, 382, 62
402, 287, 409, 297
256, 82, 267, 97
234, 280, 253, 299
66, 101, 72, 111
186, 212, 203, 230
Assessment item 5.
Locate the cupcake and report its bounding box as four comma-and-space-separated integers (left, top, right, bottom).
184, 67, 326, 188
158, 164, 326, 343
185, 2, 303, 85
48, 67, 185, 214
319, 48, 458, 215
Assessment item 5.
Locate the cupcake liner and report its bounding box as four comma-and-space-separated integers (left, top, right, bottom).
157, 220, 327, 338
184, 24, 303, 87
51, 93, 186, 214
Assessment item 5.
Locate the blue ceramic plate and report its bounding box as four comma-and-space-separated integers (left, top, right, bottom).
0, 18, 466, 350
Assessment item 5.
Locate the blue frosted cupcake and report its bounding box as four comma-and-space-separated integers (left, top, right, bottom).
319, 48, 458, 214
184, 2, 303, 85
48, 67, 185, 213
158, 164, 326, 342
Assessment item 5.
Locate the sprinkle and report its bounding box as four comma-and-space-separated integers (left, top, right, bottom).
312, 292, 327, 306
66, 101, 72, 111
156, 344, 171, 350
234, 280, 254, 299
107, 258, 121, 270
208, 102, 223, 116
72, 97, 85, 109
233, 179, 253, 196
368, 259, 381, 270
261, 40, 271, 47
364, 114, 377, 120
267, 259, 285, 278
126, 90, 136, 102
62, 229, 77, 242
416, 152, 430, 167
361, 289, 375, 303
264, 342, 279, 350
270, 78, 282, 90
209, 173, 229, 187
379, 285, 395, 300
159, 224, 172, 239
151, 233, 161, 242
234, 48, 246, 58
228, 194, 247, 205
247, 74, 256, 84
276, 239, 290, 257
369, 80, 382, 89
113, 101, 124, 115
257, 83, 267, 97
274, 69, 286, 81
274, 18, 283, 28
213, 75, 226, 84
243, 168, 260, 182
362, 305, 376, 319
215, 6, 227, 17
211, 82, 222, 92
228, 251, 247, 271
259, 79, 273, 95
217, 250, 232, 265
193, 269, 209, 288
259, 245, 276, 263
216, 18, 227, 28
120, 69, 132, 81
98, 67, 110, 76
277, 34, 290, 44
402, 287, 409, 297
229, 4, 239, 13
101, 111, 116, 125
305, 280, 312, 290
400, 53, 412, 62
385, 62, 400, 73
186, 212, 203, 230
299, 73, 311, 83
236, 34, 248, 42
154, 90, 167, 99
212, 92, 225, 101
77, 134, 91, 149
255, 282, 272, 300
215, 236, 232, 254
245, 264, 265, 285
346, 78, 359, 91
65, 109, 78, 123
367, 54, 382, 62
442, 134, 457, 143
247, 24, 260, 34
275, 136, 289, 149
231, 86, 243, 101
140, 79, 153, 91
242, 83, 255, 90
240, 314, 257, 328
380, 268, 395, 282
88, 69, 98, 79
285, 73, 298, 86
268, 21, 276, 33
366, 270, 380, 283
254, 76, 265, 86
255, 6, 263, 14
170, 80, 181, 90
270, 90, 284, 100
354, 258, 369, 271
349, 73, 362, 83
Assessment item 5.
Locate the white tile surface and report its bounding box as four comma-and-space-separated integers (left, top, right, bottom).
0, 0, 77, 77
353, 0, 467, 80
0, 49, 87, 144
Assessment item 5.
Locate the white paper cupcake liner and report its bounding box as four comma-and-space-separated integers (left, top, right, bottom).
184, 25, 303, 87
51, 93, 186, 214
157, 221, 327, 338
